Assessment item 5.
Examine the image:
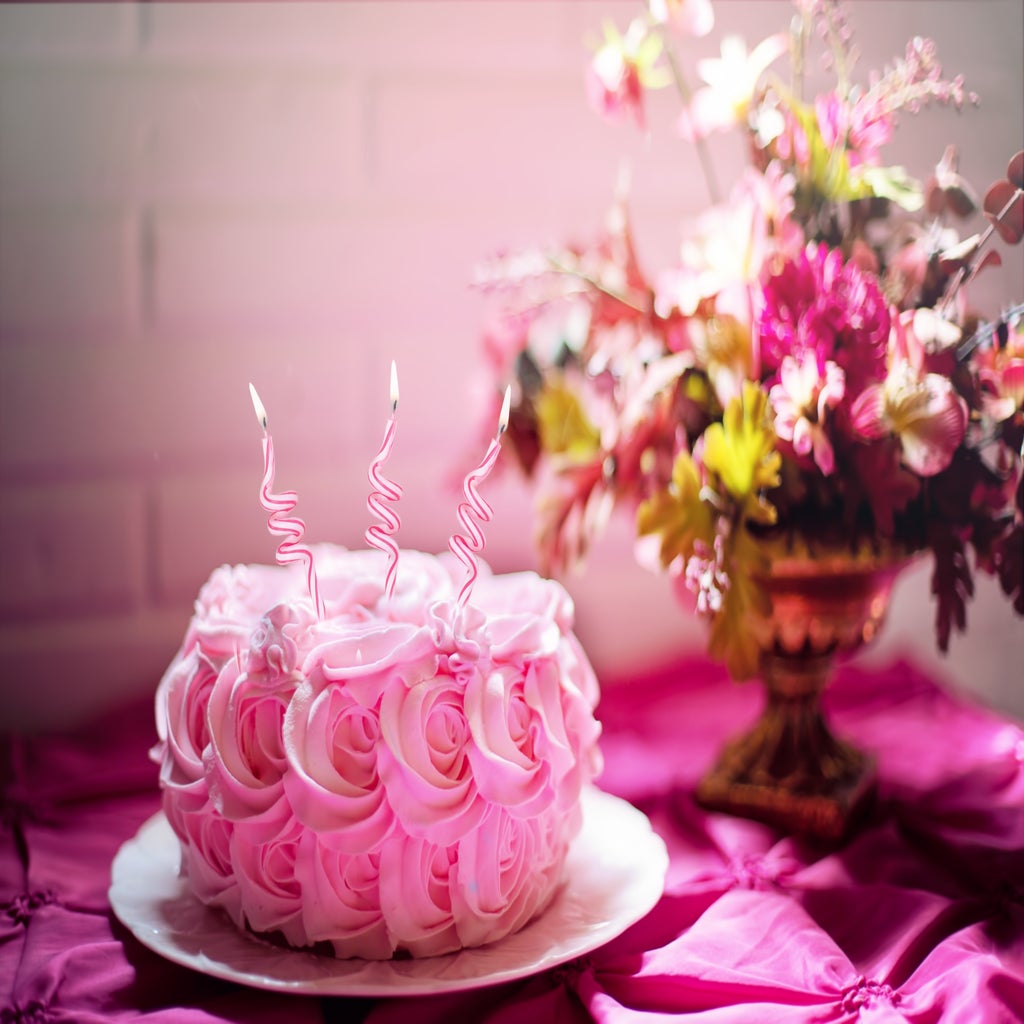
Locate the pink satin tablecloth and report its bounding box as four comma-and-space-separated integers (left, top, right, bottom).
2, 656, 1022, 1022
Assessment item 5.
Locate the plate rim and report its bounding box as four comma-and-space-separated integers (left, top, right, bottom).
109, 786, 668, 997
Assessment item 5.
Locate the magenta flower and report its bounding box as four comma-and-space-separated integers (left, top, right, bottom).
758, 243, 891, 400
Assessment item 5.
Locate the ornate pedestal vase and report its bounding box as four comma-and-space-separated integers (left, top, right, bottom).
695, 550, 910, 842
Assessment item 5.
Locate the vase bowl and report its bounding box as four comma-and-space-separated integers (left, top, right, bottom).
695, 548, 910, 842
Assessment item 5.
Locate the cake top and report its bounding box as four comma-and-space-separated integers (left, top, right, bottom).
181, 544, 584, 672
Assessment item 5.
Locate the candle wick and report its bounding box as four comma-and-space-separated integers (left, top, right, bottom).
497, 385, 511, 438
249, 382, 270, 436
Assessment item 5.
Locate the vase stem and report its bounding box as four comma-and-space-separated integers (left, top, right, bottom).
696, 649, 875, 841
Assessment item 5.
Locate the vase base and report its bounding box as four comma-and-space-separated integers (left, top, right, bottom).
696, 759, 876, 843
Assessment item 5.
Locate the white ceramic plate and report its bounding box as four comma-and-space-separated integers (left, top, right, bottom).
109, 787, 667, 997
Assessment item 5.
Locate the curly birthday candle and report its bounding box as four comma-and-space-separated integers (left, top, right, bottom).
365, 361, 403, 598
449, 386, 511, 608
248, 383, 326, 620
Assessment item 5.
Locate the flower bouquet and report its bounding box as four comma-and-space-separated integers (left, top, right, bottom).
473, 0, 1023, 835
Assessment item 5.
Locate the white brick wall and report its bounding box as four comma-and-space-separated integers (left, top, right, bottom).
0, 1, 1021, 730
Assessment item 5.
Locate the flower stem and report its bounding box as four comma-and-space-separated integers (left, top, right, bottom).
663, 39, 722, 205
940, 186, 1023, 316
546, 256, 648, 314
956, 301, 1024, 362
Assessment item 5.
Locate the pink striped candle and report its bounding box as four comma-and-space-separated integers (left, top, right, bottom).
365, 361, 403, 598
248, 383, 325, 620
448, 386, 511, 608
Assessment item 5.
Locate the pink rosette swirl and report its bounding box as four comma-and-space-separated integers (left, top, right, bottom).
311, 546, 387, 621
457, 570, 603, 816
204, 658, 294, 821
245, 602, 304, 681
452, 803, 566, 949
378, 831, 460, 957
282, 620, 439, 850
314, 545, 457, 626
153, 648, 219, 812
282, 673, 394, 853
463, 663, 557, 818
297, 835, 392, 959
169, 800, 242, 929
203, 603, 308, 820
310, 618, 441, 708
377, 667, 487, 847
184, 562, 286, 664
469, 570, 576, 655
230, 798, 308, 948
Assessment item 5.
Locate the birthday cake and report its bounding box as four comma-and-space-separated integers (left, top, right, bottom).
152, 544, 603, 959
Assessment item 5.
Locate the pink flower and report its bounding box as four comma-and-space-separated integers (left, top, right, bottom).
681, 165, 802, 292
769, 352, 846, 475
648, 0, 714, 38
848, 92, 895, 167
814, 90, 894, 170
848, 309, 968, 478
772, 107, 810, 170
983, 359, 1024, 424
851, 360, 968, 477
975, 319, 1024, 424
679, 32, 789, 140
684, 533, 729, 615
587, 20, 668, 129
814, 91, 849, 152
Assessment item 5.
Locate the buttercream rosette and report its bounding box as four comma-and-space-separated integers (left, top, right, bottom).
153, 544, 603, 959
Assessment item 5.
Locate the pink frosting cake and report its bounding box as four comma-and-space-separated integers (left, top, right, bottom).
152, 545, 603, 959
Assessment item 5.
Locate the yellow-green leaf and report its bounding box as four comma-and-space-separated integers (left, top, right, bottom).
636, 450, 714, 567
701, 381, 781, 519
535, 382, 602, 462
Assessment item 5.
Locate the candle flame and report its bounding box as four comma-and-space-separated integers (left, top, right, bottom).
390, 360, 399, 412
498, 385, 511, 437
249, 382, 268, 432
